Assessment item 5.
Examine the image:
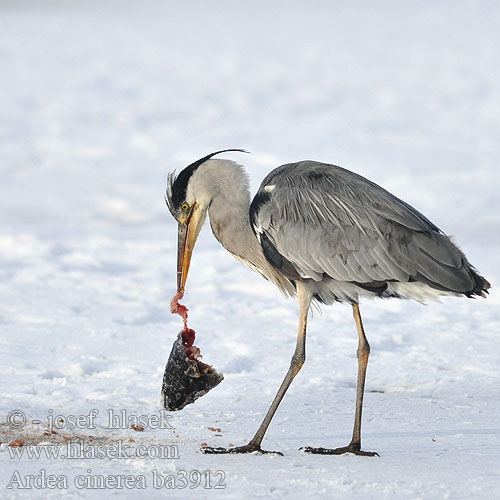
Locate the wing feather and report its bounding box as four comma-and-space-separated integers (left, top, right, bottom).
249, 161, 482, 295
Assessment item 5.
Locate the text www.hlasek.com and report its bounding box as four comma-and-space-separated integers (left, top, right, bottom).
8, 440, 178, 460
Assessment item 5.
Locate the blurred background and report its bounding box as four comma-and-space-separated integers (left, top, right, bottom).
2, 0, 499, 240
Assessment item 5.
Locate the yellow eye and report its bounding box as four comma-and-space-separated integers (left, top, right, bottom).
181, 203, 189, 211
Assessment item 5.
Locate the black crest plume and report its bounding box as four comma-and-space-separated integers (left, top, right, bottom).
166, 149, 248, 216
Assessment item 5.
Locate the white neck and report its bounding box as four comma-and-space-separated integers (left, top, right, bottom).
188, 159, 295, 297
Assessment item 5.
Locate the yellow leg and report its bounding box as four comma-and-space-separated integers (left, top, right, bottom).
303, 302, 379, 457
203, 283, 312, 455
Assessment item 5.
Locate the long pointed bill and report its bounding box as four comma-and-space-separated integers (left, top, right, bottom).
177, 223, 191, 293
176, 207, 204, 293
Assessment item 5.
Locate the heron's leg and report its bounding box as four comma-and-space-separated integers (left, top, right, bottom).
203, 283, 311, 455
303, 302, 379, 457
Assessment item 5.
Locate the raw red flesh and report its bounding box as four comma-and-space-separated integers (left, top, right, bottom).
162, 295, 223, 411
170, 291, 198, 359
170, 291, 189, 331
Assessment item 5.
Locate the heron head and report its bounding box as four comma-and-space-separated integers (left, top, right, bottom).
166, 149, 247, 293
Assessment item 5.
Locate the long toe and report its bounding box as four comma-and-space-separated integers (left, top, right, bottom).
202, 444, 283, 455
301, 445, 379, 457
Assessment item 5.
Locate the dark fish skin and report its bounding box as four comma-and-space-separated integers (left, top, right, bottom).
161, 331, 224, 411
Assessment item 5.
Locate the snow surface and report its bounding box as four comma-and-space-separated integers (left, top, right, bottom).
1, 0, 499, 498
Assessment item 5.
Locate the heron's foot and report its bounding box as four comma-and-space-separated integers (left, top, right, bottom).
301, 443, 379, 457
201, 442, 283, 455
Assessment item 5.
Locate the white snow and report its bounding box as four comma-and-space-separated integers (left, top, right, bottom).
1, 0, 499, 498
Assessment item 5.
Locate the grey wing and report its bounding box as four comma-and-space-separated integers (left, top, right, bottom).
249, 161, 482, 295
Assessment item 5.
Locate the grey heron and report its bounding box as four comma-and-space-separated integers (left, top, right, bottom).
166, 149, 490, 456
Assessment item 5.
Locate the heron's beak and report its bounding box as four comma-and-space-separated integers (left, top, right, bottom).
176, 206, 204, 293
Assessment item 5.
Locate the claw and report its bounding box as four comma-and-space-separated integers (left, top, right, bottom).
201, 443, 283, 455
301, 445, 379, 457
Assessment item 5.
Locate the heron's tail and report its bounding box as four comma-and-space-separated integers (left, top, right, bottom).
468, 269, 490, 298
